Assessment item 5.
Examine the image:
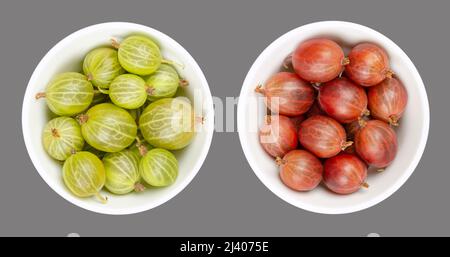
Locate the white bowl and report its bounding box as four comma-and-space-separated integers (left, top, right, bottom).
238, 21, 430, 214
22, 22, 214, 215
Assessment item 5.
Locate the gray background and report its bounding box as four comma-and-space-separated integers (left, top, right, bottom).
0, 0, 447, 236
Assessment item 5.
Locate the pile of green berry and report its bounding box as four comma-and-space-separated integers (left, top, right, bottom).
37, 35, 195, 203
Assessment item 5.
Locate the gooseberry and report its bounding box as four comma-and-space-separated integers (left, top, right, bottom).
146, 64, 188, 101
368, 77, 408, 126
62, 151, 107, 203
113, 35, 171, 76
108, 74, 148, 109
36, 72, 94, 116
345, 43, 393, 86
299, 115, 352, 158
355, 119, 398, 168
77, 103, 137, 153
292, 38, 347, 83
139, 98, 195, 150
277, 150, 323, 191
83, 47, 124, 89
324, 153, 368, 195
42, 117, 84, 161
139, 148, 178, 187
255, 72, 314, 116
103, 149, 145, 195
318, 77, 369, 123
259, 115, 298, 158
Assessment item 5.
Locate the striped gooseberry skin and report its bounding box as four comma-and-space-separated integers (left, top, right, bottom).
368, 77, 408, 126
292, 38, 346, 83
146, 64, 183, 101
299, 115, 350, 158
256, 72, 314, 116
42, 117, 85, 161
318, 77, 368, 124
345, 43, 391, 87
278, 150, 323, 192
117, 35, 162, 76
103, 149, 144, 195
139, 98, 195, 150
62, 151, 106, 201
79, 103, 137, 153
41, 72, 94, 116
324, 153, 368, 195
109, 74, 148, 109
139, 148, 178, 187
355, 120, 398, 168
83, 47, 124, 89
259, 115, 298, 158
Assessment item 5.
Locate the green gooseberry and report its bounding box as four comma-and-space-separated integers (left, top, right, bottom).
42, 117, 84, 161
36, 72, 94, 116
146, 64, 188, 102
112, 35, 174, 76
103, 149, 145, 195
139, 98, 195, 150
139, 148, 178, 187
83, 47, 125, 89
77, 103, 137, 153
108, 74, 148, 109
62, 151, 107, 203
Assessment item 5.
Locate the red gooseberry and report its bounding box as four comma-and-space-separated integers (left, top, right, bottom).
355, 119, 398, 168
292, 38, 347, 83
345, 43, 393, 87
259, 115, 298, 158
298, 115, 353, 158
368, 77, 408, 126
318, 77, 369, 123
255, 72, 314, 116
277, 150, 323, 192
324, 153, 368, 195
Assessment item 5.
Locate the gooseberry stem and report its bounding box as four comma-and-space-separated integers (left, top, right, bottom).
35, 92, 46, 99
135, 137, 148, 156
386, 70, 395, 79
342, 57, 350, 66
146, 86, 155, 96
282, 53, 293, 70
361, 182, 370, 189
76, 114, 89, 125
95, 192, 108, 204
341, 141, 354, 151
358, 117, 368, 128
362, 109, 371, 116
96, 87, 110, 94
86, 73, 94, 81
377, 168, 385, 173
275, 157, 286, 166
389, 115, 399, 127
162, 59, 185, 69
179, 79, 189, 87
311, 82, 322, 90
134, 183, 146, 192
255, 85, 265, 94
111, 38, 120, 49
51, 128, 60, 138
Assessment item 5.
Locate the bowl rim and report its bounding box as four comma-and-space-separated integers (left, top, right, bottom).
21, 22, 215, 215
237, 20, 430, 215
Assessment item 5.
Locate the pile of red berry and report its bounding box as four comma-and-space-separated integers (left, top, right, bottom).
257, 38, 408, 195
